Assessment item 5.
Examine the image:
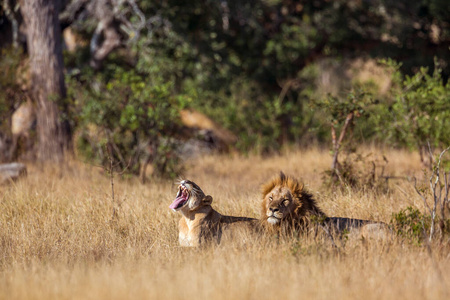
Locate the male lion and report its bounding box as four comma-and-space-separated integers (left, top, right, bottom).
170, 180, 257, 247
261, 172, 389, 238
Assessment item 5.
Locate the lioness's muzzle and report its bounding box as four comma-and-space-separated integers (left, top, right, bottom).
169, 185, 190, 210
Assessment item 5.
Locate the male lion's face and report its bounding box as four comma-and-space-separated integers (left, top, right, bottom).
169, 180, 212, 212
264, 186, 295, 225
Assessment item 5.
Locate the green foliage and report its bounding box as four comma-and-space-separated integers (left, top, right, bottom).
5, 0, 449, 170
313, 88, 378, 187
63, 0, 449, 161
263, 21, 320, 78
191, 80, 310, 152
372, 59, 450, 151
128, 0, 449, 154
67, 66, 190, 178
390, 206, 430, 244
314, 88, 374, 125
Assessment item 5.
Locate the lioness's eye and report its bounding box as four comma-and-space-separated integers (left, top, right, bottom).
283, 200, 289, 206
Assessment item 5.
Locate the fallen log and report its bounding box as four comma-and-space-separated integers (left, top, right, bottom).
0, 163, 27, 184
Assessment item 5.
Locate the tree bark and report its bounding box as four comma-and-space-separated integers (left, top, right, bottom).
20, 0, 69, 162
88, 0, 121, 69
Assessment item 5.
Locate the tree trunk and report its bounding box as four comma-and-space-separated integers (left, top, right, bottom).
20, 0, 69, 162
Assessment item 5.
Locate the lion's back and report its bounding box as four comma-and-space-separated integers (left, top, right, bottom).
216, 215, 258, 244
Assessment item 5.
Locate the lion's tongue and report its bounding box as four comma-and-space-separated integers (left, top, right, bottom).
169, 196, 187, 210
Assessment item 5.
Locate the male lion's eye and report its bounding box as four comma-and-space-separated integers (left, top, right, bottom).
283, 200, 289, 207
269, 196, 273, 202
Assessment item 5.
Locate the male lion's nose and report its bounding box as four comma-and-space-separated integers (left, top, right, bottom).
269, 207, 279, 213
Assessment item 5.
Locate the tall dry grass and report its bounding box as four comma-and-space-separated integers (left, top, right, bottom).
0, 147, 449, 300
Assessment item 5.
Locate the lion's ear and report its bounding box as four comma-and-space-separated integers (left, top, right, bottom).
202, 195, 213, 205
279, 171, 286, 181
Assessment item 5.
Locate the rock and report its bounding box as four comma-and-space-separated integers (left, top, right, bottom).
0, 163, 27, 184
179, 109, 238, 149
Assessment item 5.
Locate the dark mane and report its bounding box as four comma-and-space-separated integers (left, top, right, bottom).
261, 171, 325, 224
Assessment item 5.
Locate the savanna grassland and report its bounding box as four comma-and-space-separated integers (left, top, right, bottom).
0, 147, 449, 300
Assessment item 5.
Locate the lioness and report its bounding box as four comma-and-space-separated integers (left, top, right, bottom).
170, 180, 257, 247
261, 172, 389, 238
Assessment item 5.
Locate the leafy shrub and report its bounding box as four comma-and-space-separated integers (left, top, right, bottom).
390, 206, 430, 244
67, 66, 191, 178
189, 78, 312, 153
313, 88, 380, 188
371, 59, 450, 157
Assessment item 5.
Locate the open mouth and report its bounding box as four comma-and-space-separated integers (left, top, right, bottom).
267, 216, 280, 225
169, 185, 190, 210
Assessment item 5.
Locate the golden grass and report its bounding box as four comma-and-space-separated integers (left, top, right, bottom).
0, 147, 449, 300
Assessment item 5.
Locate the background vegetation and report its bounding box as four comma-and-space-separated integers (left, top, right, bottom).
1, 0, 449, 176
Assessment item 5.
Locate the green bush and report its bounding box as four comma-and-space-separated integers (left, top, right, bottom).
371, 59, 450, 152
67, 66, 191, 178
189, 78, 313, 153
390, 206, 430, 244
